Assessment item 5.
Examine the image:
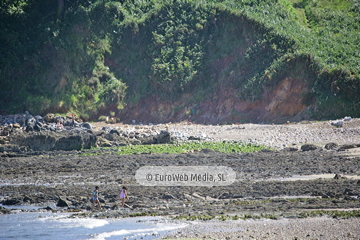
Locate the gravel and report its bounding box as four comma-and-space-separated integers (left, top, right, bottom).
164, 217, 360, 239
92, 118, 360, 149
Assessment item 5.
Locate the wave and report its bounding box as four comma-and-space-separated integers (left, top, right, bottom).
90, 223, 188, 240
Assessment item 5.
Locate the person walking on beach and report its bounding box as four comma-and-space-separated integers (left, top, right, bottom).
56, 119, 64, 129
119, 186, 128, 208
92, 186, 102, 211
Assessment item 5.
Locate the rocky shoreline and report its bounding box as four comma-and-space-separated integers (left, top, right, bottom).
0, 112, 173, 153
2, 113, 360, 153
1, 114, 360, 239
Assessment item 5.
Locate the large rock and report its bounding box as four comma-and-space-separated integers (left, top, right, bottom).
8, 130, 97, 151
57, 198, 69, 207
301, 144, 318, 151
331, 120, 344, 128
97, 137, 113, 147
103, 132, 124, 142
138, 135, 156, 144
325, 142, 338, 150
2, 197, 22, 205
44, 113, 55, 123
154, 130, 171, 144
25, 117, 36, 129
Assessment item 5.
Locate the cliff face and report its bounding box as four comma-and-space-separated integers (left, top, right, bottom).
117, 78, 310, 124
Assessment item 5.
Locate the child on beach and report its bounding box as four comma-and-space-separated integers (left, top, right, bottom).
91, 186, 102, 211
118, 186, 128, 208
56, 119, 64, 129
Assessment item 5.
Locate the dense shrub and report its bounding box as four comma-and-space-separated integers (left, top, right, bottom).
0, 0, 359, 120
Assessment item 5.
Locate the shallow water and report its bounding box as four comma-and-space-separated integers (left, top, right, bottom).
0, 212, 187, 240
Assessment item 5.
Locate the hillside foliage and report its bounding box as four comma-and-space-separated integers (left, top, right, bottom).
0, 0, 359, 120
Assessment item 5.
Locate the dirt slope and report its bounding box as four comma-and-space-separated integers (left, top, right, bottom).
116, 78, 311, 124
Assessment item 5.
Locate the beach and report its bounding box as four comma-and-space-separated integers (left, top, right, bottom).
1, 119, 360, 239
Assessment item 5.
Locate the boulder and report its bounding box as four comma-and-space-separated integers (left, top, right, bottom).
188, 136, 200, 140
334, 174, 347, 179
155, 130, 171, 144
331, 120, 344, 128
81, 122, 93, 130
104, 132, 125, 142
109, 129, 120, 135
162, 194, 176, 200
325, 142, 338, 150
97, 137, 113, 147
102, 126, 112, 132
57, 198, 69, 207
44, 113, 55, 123
2, 197, 22, 205
301, 144, 318, 151
137, 135, 156, 144
284, 147, 298, 152
34, 115, 44, 123
43, 206, 54, 211
25, 117, 36, 129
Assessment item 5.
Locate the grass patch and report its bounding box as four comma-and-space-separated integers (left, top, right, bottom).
124, 212, 157, 218
296, 210, 360, 219
173, 214, 215, 221
115, 141, 267, 155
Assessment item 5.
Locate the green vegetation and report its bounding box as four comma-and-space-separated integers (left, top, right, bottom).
0, 0, 359, 121
116, 141, 266, 155
125, 212, 157, 217
297, 209, 360, 219
173, 214, 215, 221
78, 141, 266, 156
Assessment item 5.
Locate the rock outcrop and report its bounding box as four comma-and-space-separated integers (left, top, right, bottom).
0, 112, 172, 152
8, 130, 97, 151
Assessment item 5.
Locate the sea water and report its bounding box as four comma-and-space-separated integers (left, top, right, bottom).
0, 211, 187, 240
